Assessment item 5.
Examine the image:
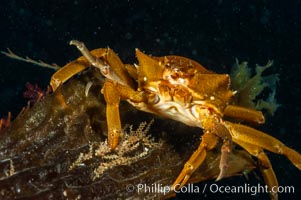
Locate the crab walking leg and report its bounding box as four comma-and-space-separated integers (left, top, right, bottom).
50, 48, 111, 91
224, 121, 301, 170
50, 61, 90, 91
223, 105, 265, 124
102, 81, 122, 150
172, 131, 218, 190
235, 140, 278, 200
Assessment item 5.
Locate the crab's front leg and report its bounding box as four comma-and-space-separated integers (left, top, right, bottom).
50, 47, 113, 91
70, 40, 135, 88
69, 40, 145, 149
102, 80, 146, 149
102, 81, 122, 149
50, 48, 113, 108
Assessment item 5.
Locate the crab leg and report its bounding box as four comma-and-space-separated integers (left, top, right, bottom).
70, 40, 134, 88
70, 40, 110, 76
102, 80, 147, 149
228, 125, 299, 198
235, 140, 278, 200
224, 121, 301, 170
50, 61, 89, 91
172, 131, 218, 190
102, 81, 122, 149
69, 40, 147, 150
223, 105, 265, 124
50, 48, 111, 91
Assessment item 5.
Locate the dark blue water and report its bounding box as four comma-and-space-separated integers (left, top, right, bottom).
1, 1, 300, 199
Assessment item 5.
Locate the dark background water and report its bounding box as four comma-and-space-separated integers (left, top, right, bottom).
0, 0, 300, 199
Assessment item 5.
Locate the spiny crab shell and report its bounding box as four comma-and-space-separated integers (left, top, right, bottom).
132, 51, 234, 128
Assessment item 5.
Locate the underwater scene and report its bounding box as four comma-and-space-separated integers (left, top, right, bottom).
0, 1, 300, 200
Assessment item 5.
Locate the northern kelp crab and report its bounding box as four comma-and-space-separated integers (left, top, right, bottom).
48, 40, 301, 199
